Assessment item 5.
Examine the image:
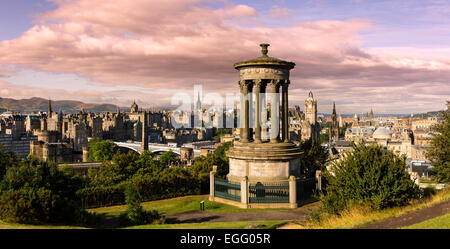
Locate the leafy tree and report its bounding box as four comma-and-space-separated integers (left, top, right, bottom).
188, 142, 232, 193
213, 128, 232, 142
426, 105, 450, 183
120, 184, 161, 226
320, 143, 420, 214
0, 145, 19, 181
298, 139, 329, 178
88, 151, 139, 187
158, 150, 178, 167
0, 159, 95, 225
88, 139, 119, 162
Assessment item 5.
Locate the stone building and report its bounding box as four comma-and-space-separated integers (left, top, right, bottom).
180, 147, 194, 165
300, 91, 321, 141
30, 130, 72, 162
329, 102, 339, 142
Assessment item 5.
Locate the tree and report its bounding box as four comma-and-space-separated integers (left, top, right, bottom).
213, 128, 232, 142
188, 141, 232, 193
426, 105, 450, 183
0, 159, 94, 225
321, 143, 420, 214
88, 139, 119, 162
88, 151, 139, 187
0, 145, 19, 181
158, 150, 178, 167
121, 184, 161, 226
298, 139, 329, 178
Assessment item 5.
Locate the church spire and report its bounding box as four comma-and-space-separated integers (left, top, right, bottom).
48, 98, 52, 118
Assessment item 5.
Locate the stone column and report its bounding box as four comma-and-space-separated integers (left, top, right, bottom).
209, 166, 217, 201
270, 80, 280, 143
315, 170, 322, 191
254, 79, 263, 143
141, 111, 149, 151
241, 176, 249, 208
248, 81, 254, 142
282, 80, 290, 142
289, 176, 297, 208
82, 146, 89, 162
239, 80, 249, 143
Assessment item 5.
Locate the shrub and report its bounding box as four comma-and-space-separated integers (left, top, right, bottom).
119, 184, 163, 226
0, 187, 88, 225
88, 139, 118, 162
426, 106, 450, 184
0, 162, 94, 225
298, 139, 329, 178
320, 143, 420, 215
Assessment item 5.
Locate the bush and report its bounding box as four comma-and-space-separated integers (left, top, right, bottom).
0, 187, 88, 225
320, 143, 420, 215
119, 184, 163, 226
76, 186, 125, 208
298, 139, 329, 178
88, 139, 119, 162
0, 161, 95, 226
426, 106, 450, 184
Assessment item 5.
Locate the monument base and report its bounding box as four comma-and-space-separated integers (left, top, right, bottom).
226, 141, 302, 183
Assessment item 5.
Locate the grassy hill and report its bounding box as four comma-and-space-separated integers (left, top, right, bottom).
0, 97, 119, 113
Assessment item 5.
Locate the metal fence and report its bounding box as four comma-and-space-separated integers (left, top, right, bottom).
296, 177, 316, 201
214, 177, 241, 202
249, 181, 290, 203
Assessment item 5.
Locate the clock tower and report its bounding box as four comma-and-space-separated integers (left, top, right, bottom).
305, 91, 317, 125
301, 91, 320, 141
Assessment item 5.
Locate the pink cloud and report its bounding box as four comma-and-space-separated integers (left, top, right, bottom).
0, 0, 448, 113
269, 5, 293, 19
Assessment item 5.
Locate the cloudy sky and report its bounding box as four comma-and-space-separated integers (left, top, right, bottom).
0, 0, 449, 114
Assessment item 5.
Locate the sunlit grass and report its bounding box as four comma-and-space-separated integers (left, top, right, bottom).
0, 220, 88, 229
401, 213, 450, 229
289, 187, 450, 229
89, 195, 287, 217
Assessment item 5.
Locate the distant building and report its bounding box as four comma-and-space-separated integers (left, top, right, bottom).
329, 102, 339, 142
301, 91, 321, 141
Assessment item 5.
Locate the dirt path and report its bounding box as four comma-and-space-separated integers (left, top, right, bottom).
163, 203, 319, 224
358, 200, 450, 229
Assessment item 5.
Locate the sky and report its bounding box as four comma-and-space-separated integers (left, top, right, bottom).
0, 0, 449, 114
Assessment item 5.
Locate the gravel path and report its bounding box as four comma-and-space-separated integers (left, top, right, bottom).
163, 204, 319, 224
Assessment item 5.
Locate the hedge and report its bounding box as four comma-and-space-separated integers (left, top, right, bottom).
77, 176, 202, 209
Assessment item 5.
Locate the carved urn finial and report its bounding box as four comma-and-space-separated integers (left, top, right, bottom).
260, 43, 269, 56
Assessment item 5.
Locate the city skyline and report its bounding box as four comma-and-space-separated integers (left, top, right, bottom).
0, 0, 449, 114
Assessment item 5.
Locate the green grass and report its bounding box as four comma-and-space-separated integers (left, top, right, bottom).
126, 220, 289, 229
402, 213, 450, 229
0, 220, 88, 229
89, 195, 287, 217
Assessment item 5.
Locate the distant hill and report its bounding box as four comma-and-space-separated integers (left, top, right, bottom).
0, 97, 119, 113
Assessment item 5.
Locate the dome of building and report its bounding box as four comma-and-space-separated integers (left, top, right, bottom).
373, 127, 392, 139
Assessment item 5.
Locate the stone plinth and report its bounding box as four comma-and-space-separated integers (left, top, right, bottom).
226, 141, 302, 183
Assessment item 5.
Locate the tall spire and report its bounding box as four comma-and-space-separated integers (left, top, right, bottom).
48, 98, 52, 118
332, 102, 336, 115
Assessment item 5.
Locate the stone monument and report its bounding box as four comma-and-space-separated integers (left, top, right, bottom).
226, 43, 302, 184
